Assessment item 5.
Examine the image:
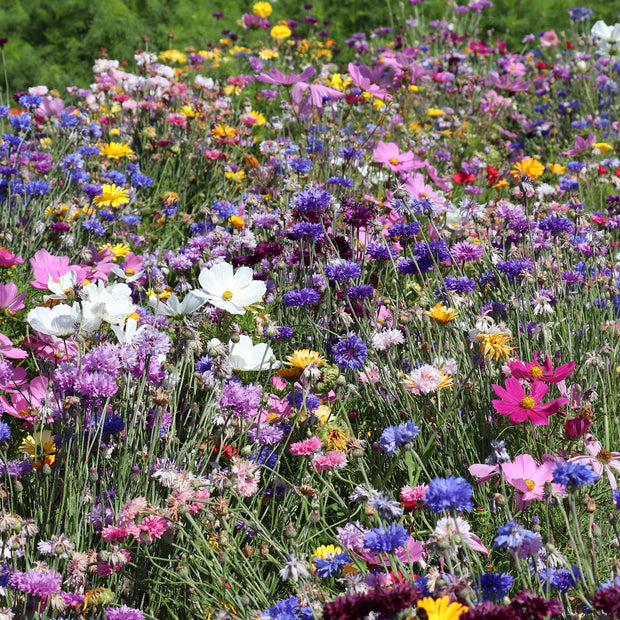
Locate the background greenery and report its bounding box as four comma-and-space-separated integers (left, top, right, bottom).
1, 0, 618, 94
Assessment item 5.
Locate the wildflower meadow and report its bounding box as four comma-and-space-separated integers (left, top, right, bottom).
1, 2, 620, 619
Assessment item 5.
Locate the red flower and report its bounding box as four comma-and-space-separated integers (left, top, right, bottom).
491, 378, 567, 425
452, 171, 476, 184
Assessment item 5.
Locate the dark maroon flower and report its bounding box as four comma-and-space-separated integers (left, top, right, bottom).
463, 601, 517, 620
564, 416, 592, 440
592, 584, 620, 614
510, 590, 563, 618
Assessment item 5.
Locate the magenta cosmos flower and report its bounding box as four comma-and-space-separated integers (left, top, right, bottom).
373, 141, 416, 174
491, 378, 567, 425
508, 351, 575, 383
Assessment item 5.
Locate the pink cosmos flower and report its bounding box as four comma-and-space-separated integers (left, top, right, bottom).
290, 81, 345, 115
501, 454, 556, 510
290, 436, 323, 456
0, 248, 23, 268
313, 450, 347, 472
255, 66, 316, 86
0, 282, 26, 314
373, 141, 416, 174
347, 62, 392, 101
570, 434, 620, 489
0, 376, 49, 422
0, 334, 27, 359
29, 249, 87, 290
540, 29, 561, 47
80, 245, 115, 282
491, 378, 567, 425
431, 516, 488, 557
23, 333, 78, 362
562, 133, 596, 157
508, 351, 575, 383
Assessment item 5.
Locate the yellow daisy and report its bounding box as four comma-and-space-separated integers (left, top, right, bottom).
417, 596, 468, 620
511, 157, 545, 180
475, 332, 515, 361
277, 349, 326, 378
101, 242, 131, 260
20, 430, 56, 459
426, 302, 458, 323
100, 142, 134, 159
94, 184, 129, 208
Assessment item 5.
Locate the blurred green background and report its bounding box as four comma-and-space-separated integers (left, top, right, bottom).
1, 0, 616, 93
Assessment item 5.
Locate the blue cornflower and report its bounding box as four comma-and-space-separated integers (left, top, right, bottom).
0, 421, 11, 442
538, 216, 574, 235
288, 391, 320, 411
264, 595, 299, 619
294, 188, 332, 213
613, 489, 620, 510
552, 462, 599, 489
288, 222, 324, 240
18, 94, 42, 108
493, 520, 542, 557
25, 180, 50, 196
387, 222, 421, 240
60, 111, 78, 128
423, 476, 473, 513
105, 170, 126, 185
282, 288, 320, 307
314, 551, 351, 578
497, 259, 533, 279
443, 276, 477, 293
379, 421, 419, 455
121, 215, 142, 226
476, 572, 513, 601
370, 491, 403, 519
366, 243, 396, 260
332, 334, 368, 370
327, 176, 353, 187
0, 105, 9, 118
212, 200, 236, 219
540, 566, 581, 592
60, 153, 84, 172
196, 356, 213, 373
82, 183, 103, 197
364, 523, 408, 553
324, 260, 362, 282
99, 210, 116, 222
346, 285, 374, 299
83, 218, 105, 236
289, 157, 313, 173
9, 113, 31, 132
264, 326, 293, 340
401, 240, 450, 274
559, 176, 579, 191
77, 145, 100, 157
131, 172, 153, 188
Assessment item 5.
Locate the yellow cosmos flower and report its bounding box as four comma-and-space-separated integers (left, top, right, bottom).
21, 430, 56, 459
100, 142, 134, 159
101, 242, 131, 260
253, 1, 273, 18
475, 331, 515, 361
93, 184, 130, 208
159, 49, 187, 64
417, 596, 468, 620
427, 108, 446, 117
594, 142, 612, 152
427, 302, 458, 323
271, 24, 292, 39
511, 157, 545, 180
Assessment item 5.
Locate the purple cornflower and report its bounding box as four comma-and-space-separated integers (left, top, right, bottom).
288, 390, 321, 411
443, 276, 476, 293
288, 222, 325, 240
332, 334, 368, 370
497, 259, 533, 279
538, 216, 574, 235
367, 243, 396, 260
283, 287, 320, 307
493, 520, 542, 557
75, 371, 119, 398
83, 183, 103, 197
294, 188, 332, 213
423, 476, 473, 513
9, 569, 62, 596
105, 605, 145, 620
450, 241, 484, 262
561, 270, 583, 284
364, 523, 408, 553
476, 572, 514, 601
25, 180, 50, 195
324, 260, 362, 282
379, 421, 420, 455
220, 381, 262, 420
0, 422, 10, 442
347, 285, 374, 299
540, 566, 581, 592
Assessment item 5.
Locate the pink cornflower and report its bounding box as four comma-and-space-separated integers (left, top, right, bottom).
491, 378, 567, 425
135, 515, 170, 543
102, 525, 138, 542
569, 434, 620, 489
402, 364, 443, 395
401, 485, 427, 512
0, 282, 26, 314
313, 450, 347, 472
119, 497, 148, 525
508, 351, 575, 383
231, 458, 261, 497
373, 141, 416, 174
166, 112, 187, 127
501, 454, 556, 510
290, 436, 323, 455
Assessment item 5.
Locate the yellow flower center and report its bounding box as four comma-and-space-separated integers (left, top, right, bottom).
529, 365, 543, 379
222, 290, 233, 300
389, 157, 399, 165
520, 396, 536, 409
597, 449, 612, 465
125, 268, 135, 276
524, 478, 536, 492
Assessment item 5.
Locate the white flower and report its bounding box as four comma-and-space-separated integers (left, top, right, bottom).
45, 270, 77, 301
148, 291, 206, 317
591, 20, 620, 43
371, 329, 404, 351
196, 262, 265, 315
81, 281, 136, 330
27, 304, 81, 337
110, 317, 147, 345
208, 335, 280, 371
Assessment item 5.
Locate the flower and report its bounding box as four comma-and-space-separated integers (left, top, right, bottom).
508, 351, 575, 383
20, 430, 56, 459
332, 334, 368, 370
429, 516, 488, 557
290, 436, 322, 455
0, 282, 26, 314
379, 421, 419, 454
313, 450, 347, 471
279, 555, 310, 582
373, 141, 416, 173
491, 379, 567, 425
271, 23, 292, 39
227, 335, 280, 371
253, 1, 272, 17
475, 332, 514, 361
417, 596, 468, 620
94, 184, 130, 208
476, 572, 513, 602
105, 605, 144, 620
402, 364, 453, 394
427, 302, 457, 323
27, 303, 81, 337
423, 476, 473, 513
100, 142, 134, 159
364, 523, 409, 553
552, 462, 599, 490
148, 291, 206, 317
501, 453, 556, 509
197, 262, 266, 315
569, 434, 620, 489
493, 521, 542, 558
511, 157, 545, 180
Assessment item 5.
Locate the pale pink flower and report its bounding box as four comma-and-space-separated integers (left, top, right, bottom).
540, 29, 561, 47
0, 283, 26, 315
232, 458, 261, 497
119, 497, 148, 526
102, 525, 138, 542
166, 112, 187, 127
501, 453, 557, 510
371, 329, 404, 351
570, 434, 620, 489
313, 450, 347, 472
188, 487, 211, 515
290, 436, 323, 456
430, 516, 488, 557
402, 364, 442, 395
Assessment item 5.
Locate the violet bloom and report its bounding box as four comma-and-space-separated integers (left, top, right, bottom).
347, 62, 392, 100
9, 569, 62, 596
290, 80, 345, 114
255, 66, 316, 86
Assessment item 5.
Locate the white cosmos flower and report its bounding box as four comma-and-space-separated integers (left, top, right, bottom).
81, 281, 136, 331
27, 304, 81, 337
148, 290, 206, 317
110, 317, 147, 345
591, 20, 620, 43
45, 270, 77, 301
208, 335, 280, 371
196, 262, 265, 315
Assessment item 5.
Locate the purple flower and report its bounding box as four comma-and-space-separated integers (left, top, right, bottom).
324, 260, 362, 282
220, 381, 262, 420
288, 222, 325, 240
105, 605, 145, 620
332, 334, 368, 370
451, 241, 484, 262
9, 569, 62, 596
379, 421, 419, 454
293, 188, 332, 213
283, 287, 320, 307
423, 476, 473, 513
